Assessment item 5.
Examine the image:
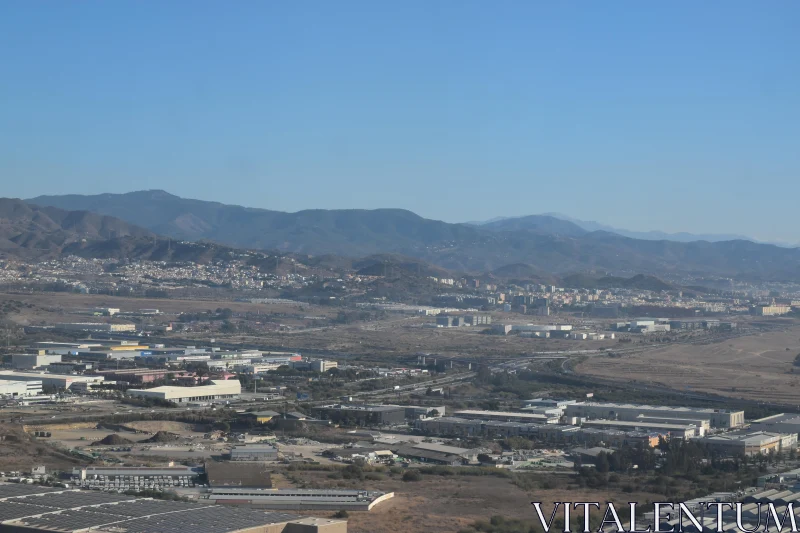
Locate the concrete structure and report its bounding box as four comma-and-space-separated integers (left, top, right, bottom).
11, 354, 61, 370
230, 444, 279, 461
0, 484, 346, 533
564, 402, 744, 428
698, 431, 798, 456
0, 371, 103, 391
127, 379, 241, 403
203, 487, 392, 512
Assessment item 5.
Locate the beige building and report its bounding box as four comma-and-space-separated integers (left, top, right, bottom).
128, 379, 241, 403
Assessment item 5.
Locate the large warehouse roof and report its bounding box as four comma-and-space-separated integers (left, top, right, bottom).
0, 484, 344, 533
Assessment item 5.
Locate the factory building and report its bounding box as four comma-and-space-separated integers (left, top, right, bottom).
698, 431, 797, 456
0, 483, 346, 533
311, 360, 338, 372
310, 404, 406, 426
11, 354, 61, 370
229, 444, 279, 461
564, 402, 745, 428
54, 322, 136, 333
579, 419, 700, 439
127, 379, 241, 403
0, 371, 103, 391
753, 305, 791, 316
749, 413, 800, 436
0, 380, 40, 397
454, 409, 560, 424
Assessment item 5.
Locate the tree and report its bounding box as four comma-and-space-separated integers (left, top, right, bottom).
595, 452, 610, 473
477, 453, 493, 464
402, 469, 421, 482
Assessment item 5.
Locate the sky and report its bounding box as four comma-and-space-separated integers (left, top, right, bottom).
1, 1, 799, 243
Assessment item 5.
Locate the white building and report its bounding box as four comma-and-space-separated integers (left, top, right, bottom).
0, 371, 103, 391
0, 380, 40, 397
128, 379, 241, 403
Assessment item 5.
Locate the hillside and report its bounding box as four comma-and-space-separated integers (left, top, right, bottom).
28, 191, 800, 280
0, 198, 154, 257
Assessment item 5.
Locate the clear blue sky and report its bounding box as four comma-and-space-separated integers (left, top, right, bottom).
1, 1, 798, 242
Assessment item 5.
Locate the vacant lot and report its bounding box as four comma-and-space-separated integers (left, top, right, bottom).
284, 468, 664, 533
577, 322, 800, 405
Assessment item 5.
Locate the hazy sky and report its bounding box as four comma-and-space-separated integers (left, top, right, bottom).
1, 2, 798, 242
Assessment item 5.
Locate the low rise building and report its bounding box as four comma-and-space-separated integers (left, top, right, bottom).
230, 444, 279, 461
127, 379, 241, 403
564, 402, 744, 428
698, 431, 797, 456
11, 354, 61, 370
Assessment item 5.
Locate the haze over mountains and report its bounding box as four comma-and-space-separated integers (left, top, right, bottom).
23, 190, 800, 280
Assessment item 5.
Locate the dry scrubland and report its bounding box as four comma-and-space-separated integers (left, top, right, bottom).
287, 470, 664, 533
0, 291, 337, 325
577, 322, 800, 405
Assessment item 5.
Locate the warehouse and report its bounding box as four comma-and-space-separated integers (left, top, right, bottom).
564, 402, 745, 428
0, 484, 346, 533
749, 413, 800, 436
0, 380, 39, 397
54, 322, 136, 333
11, 354, 61, 370
580, 419, 700, 439
454, 409, 559, 424
229, 444, 279, 461
698, 431, 797, 456
0, 371, 103, 391
127, 379, 241, 403
310, 404, 406, 426
203, 487, 393, 512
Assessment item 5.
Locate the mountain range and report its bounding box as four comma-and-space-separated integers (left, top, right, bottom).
23, 190, 800, 280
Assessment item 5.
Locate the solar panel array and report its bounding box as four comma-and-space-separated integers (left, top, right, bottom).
0, 484, 310, 533
0, 484, 59, 499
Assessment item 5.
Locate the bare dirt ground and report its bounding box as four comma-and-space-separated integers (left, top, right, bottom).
0, 291, 336, 326
286, 470, 663, 533
577, 322, 800, 405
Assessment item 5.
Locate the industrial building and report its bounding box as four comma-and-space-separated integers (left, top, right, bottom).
203, 487, 393, 512
0, 484, 346, 533
54, 322, 137, 333
310, 404, 406, 426
11, 354, 61, 370
697, 431, 797, 456
0, 380, 40, 397
0, 371, 103, 391
71, 466, 202, 491
579, 419, 701, 439
753, 304, 791, 316
229, 444, 279, 461
564, 402, 745, 428
749, 413, 800, 436
127, 379, 241, 403
311, 360, 338, 372
453, 409, 560, 424
404, 405, 446, 419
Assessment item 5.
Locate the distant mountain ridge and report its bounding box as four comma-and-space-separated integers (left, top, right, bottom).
0, 198, 155, 257
27, 190, 800, 280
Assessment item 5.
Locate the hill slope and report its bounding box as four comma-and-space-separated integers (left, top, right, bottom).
28, 191, 800, 279
0, 198, 155, 257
